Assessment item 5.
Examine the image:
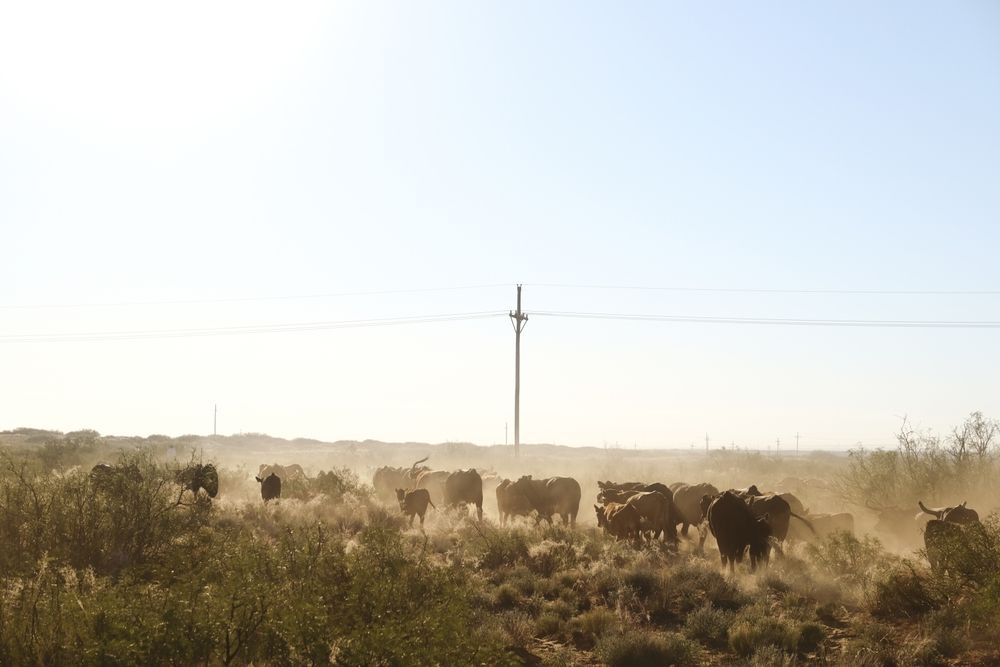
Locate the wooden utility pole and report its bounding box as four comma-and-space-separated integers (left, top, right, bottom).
509, 284, 528, 458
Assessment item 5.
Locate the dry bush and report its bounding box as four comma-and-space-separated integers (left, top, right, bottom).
836, 412, 999, 511
567, 610, 617, 651
866, 563, 939, 619
682, 603, 733, 648
596, 631, 700, 667
806, 532, 894, 588
747, 645, 799, 667
838, 621, 900, 667
728, 606, 800, 658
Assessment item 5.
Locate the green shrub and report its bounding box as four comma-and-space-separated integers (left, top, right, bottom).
528, 539, 579, 576
867, 564, 939, 619
728, 608, 799, 657
797, 621, 826, 653
0, 450, 212, 576
838, 620, 899, 667
748, 645, 798, 667
655, 560, 748, 618
596, 631, 700, 667
475, 527, 531, 570
497, 611, 534, 648
904, 638, 949, 667
495, 583, 521, 609
568, 608, 619, 648
622, 567, 662, 598
542, 598, 575, 620
683, 604, 732, 648
921, 515, 1000, 586
806, 532, 893, 587
534, 612, 564, 638
761, 570, 792, 593
311, 467, 370, 501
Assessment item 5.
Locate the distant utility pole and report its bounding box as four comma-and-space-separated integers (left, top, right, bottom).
705, 433, 709, 453
776, 437, 780, 456
213, 404, 217, 436
796, 432, 800, 454
509, 284, 528, 458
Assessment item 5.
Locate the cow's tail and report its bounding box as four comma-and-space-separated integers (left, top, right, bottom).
427, 498, 436, 509
790, 512, 817, 535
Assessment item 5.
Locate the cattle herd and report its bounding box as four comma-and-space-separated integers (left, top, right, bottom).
370, 458, 987, 575
87, 457, 986, 574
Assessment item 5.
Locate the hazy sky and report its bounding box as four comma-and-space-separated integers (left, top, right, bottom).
1, 2, 998, 449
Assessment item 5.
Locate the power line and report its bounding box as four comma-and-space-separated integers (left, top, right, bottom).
0, 311, 506, 344
0, 283, 511, 310
532, 310, 1000, 329
527, 282, 1000, 296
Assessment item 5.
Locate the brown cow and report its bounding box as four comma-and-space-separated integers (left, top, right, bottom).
396, 488, 435, 528
671, 482, 719, 550
415, 469, 450, 506
598, 487, 677, 543
595, 503, 640, 542
509, 476, 582, 527
496, 479, 534, 526
625, 491, 677, 543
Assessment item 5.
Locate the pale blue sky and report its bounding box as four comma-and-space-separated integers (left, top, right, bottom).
1, 2, 998, 448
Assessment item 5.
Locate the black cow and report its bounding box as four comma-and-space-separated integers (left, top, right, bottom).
396, 488, 435, 528
707, 491, 772, 573
255, 472, 281, 502
444, 469, 484, 521
918, 501, 980, 526
744, 493, 815, 542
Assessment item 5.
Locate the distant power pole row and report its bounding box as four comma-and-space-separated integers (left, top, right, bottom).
701, 432, 802, 454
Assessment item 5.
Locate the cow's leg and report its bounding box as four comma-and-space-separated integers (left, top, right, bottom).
418, 511, 425, 528
681, 522, 690, 537
477, 503, 483, 522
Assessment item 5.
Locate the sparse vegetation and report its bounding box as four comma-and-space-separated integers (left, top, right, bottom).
0, 420, 997, 665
